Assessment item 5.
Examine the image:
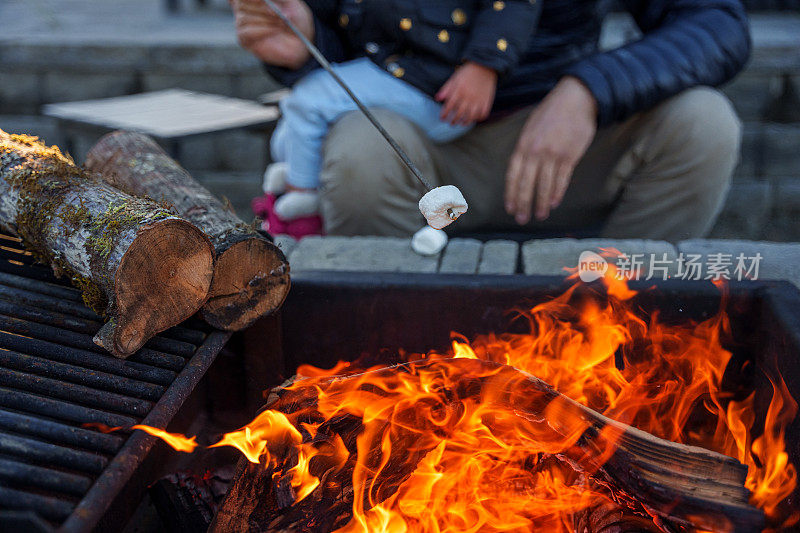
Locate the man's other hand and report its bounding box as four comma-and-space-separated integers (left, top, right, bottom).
436, 62, 498, 126
505, 76, 598, 224
231, 0, 314, 69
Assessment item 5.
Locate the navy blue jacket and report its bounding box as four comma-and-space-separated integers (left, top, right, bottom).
267, 0, 751, 126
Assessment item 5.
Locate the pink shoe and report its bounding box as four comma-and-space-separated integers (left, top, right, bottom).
252, 193, 323, 240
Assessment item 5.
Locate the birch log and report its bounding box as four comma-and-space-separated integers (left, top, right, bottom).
0, 130, 214, 357
85, 131, 290, 331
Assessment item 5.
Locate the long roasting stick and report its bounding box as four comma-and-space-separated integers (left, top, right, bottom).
262, 0, 457, 220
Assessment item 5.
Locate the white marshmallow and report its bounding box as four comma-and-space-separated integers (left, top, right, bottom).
411, 226, 448, 256
274, 191, 320, 220
263, 162, 289, 194
418, 185, 468, 229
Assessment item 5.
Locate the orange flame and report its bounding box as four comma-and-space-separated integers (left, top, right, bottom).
209, 409, 302, 463
131, 425, 198, 453
122, 265, 799, 531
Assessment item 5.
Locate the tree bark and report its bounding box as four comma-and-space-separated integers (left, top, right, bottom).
211, 359, 764, 533
0, 130, 214, 358
85, 131, 290, 332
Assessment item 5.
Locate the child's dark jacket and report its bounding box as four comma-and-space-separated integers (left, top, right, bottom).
302, 0, 541, 98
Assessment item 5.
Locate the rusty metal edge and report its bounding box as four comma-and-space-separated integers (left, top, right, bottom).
58, 329, 232, 533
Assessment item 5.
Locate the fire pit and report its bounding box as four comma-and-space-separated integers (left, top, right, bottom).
7, 247, 799, 532
209, 270, 800, 532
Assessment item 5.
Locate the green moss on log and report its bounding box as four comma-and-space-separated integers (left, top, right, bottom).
84, 197, 172, 314
0, 133, 172, 315
1, 133, 81, 262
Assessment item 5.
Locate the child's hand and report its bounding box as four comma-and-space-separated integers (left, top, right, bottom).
436, 62, 498, 126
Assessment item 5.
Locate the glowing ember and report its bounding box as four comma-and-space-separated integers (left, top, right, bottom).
89, 269, 799, 532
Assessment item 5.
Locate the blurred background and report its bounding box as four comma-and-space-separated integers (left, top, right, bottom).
1, 0, 799, 239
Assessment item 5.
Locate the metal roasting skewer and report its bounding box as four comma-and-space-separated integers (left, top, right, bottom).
262, 0, 457, 220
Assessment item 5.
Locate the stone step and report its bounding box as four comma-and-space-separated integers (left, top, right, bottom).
1, 11, 797, 116
281, 236, 520, 275
0, 115, 271, 173
739, 122, 800, 178
271, 235, 800, 289
710, 178, 800, 242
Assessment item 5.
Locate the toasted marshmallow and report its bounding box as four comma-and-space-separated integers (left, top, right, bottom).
418, 185, 468, 229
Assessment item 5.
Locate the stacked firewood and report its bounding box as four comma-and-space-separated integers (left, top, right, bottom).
0, 129, 290, 358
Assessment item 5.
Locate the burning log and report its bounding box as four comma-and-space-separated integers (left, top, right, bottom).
573, 499, 664, 532
212, 359, 764, 533
85, 131, 290, 331
0, 130, 214, 357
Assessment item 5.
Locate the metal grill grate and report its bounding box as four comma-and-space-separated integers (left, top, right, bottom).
0, 233, 231, 531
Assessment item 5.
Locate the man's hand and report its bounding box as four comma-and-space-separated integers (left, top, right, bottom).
436, 62, 498, 126
505, 76, 598, 224
231, 0, 314, 69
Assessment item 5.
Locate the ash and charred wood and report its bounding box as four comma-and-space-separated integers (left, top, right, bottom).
212, 359, 764, 533
85, 131, 291, 331
574, 499, 668, 533
0, 130, 214, 357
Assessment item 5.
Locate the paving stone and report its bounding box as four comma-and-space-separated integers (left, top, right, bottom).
43, 71, 138, 104
217, 130, 269, 172
748, 14, 800, 72
438, 239, 482, 274
763, 74, 800, 123
522, 239, 679, 278
179, 135, 221, 171
0, 1, 238, 50
0, 115, 64, 148
478, 240, 519, 275
765, 178, 800, 242
289, 236, 440, 273
66, 132, 105, 165
272, 235, 298, 258
763, 123, 800, 176
142, 72, 234, 97
148, 46, 259, 74
709, 181, 772, 240
735, 122, 764, 179
0, 43, 150, 71
0, 71, 43, 114
233, 73, 284, 101
193, 170, 262, 222
678, 239, 800, 287
721, 70, 775, 122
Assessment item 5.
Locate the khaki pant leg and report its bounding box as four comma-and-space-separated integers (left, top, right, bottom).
431, 108, 533, 232
436, 107, 623, 233
318, 104, 636, 236
598, 87, 741, 241
319, 87, 740, 240
319, 109, 441, 236
437, 87, 740, 240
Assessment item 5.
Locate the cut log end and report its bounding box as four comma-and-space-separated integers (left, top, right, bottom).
202, 237, 290, 331
94, 219, 214, 357
86, 131, 292, 331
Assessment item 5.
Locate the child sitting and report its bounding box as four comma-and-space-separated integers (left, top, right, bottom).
258, 0, 542, 246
